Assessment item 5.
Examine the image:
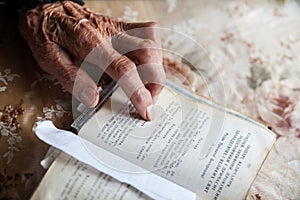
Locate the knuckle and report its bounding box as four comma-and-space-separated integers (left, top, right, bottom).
112, 56, 135, 77
142, 39, 156, 48
140, 49, 154, 63
132, 87, 149, 104
73, 21, 94, 41
71, 21, 101, 58
59, 67, 79, 90
133, 88, 144, 103
139, 47, 160, 63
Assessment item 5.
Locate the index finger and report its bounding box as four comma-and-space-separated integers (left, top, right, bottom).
104, 51, 155, 121
112, 23, 165, 102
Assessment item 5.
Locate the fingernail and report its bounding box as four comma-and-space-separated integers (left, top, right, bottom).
146, 105, 155, 121
79, 87, 97, 107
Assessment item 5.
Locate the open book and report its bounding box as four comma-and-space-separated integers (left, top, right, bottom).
32, 81, 276, 200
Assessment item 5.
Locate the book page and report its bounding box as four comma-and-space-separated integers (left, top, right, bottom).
34, 120, 196, 200
30, 152, 150, 200
78, 85, 276, 199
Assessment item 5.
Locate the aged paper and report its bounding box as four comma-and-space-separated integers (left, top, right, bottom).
33, 83, 276, 200
31, 152, 150, 200
78, 85, 276, 199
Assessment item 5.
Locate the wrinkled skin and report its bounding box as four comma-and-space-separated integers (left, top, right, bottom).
19, 0, 166, 120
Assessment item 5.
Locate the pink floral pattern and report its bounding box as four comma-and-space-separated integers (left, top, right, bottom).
255, 81, 300, 137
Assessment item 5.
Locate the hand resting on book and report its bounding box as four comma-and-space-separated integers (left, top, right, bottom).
18, 0, 166, 120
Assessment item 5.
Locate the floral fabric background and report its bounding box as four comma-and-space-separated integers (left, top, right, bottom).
0, 0, 300, 199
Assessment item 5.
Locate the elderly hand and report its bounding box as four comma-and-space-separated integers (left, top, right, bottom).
19, 0, 165, 120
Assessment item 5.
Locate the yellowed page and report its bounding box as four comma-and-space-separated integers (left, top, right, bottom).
78, 85, 276, 199
30, 152, 150, 200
